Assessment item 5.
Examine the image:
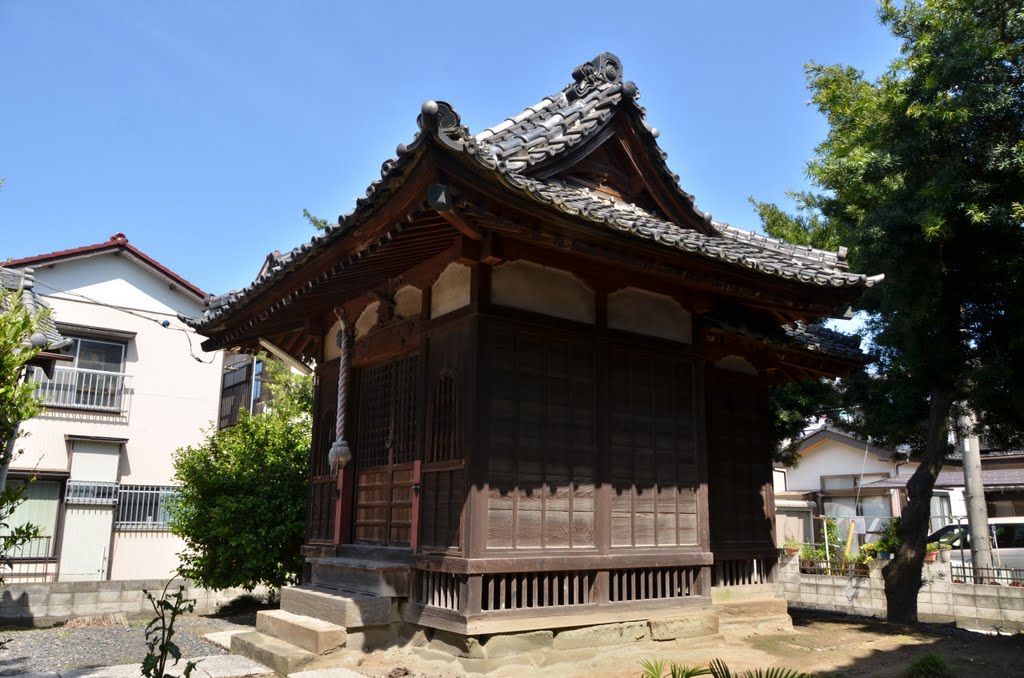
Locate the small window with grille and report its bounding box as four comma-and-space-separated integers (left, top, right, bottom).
64, 480, 119, 505
115, 485, 177, 530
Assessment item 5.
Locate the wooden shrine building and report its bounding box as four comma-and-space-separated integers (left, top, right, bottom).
188, 53, 877, 638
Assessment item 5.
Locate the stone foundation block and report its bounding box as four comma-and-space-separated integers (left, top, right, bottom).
279, 586, 391, 628
481, 629, 554, 657
426, 629, 486, 658
649, 613, 719, 640
344, 623, 401, 652
552, 621, 647, 650
256, 609, 346, 655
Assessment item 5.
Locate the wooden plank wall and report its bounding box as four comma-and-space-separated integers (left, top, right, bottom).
478, 317, 703, 556
705, 370, 776, 554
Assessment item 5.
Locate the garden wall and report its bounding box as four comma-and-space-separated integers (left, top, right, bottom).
779, 554, 1024, 633
0, 579, 273, 628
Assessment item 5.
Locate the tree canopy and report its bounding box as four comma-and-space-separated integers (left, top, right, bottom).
171, 356, 312, 591
756, 0, 1024, 622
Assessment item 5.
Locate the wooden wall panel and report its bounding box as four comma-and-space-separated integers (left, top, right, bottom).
607, 350, 700, 548
705, 371, 775, 552
483, 325, 598, 551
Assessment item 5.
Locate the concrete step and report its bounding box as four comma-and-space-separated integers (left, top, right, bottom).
280, 585, 393, 628
231, 630, 315, 675
256, 609, 347, 655
310, 556, 410, 597
714, 597, 789, 618
715, 597, 793, 636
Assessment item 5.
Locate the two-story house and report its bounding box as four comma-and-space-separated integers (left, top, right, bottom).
3, 233, 222, 582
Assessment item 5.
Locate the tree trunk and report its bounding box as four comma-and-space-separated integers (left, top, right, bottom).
882, 384, 955, 624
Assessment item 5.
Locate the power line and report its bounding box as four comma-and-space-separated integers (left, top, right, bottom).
30, 279, 217, 364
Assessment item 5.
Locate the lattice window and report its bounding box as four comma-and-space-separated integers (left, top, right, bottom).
426, 370, 460, 463
64, 480, 119, 505
356, 362, 393, 469
609, 566, 701, 602
115, 485, 177, 530
481, 570, 594, 610
391, 354, 420, 465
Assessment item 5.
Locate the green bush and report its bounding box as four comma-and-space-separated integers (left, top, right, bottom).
876, 517, 903, 554
171, 357, 312, 590
903, 653, 950, 678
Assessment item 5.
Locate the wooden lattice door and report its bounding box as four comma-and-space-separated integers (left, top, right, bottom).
353, 353, 420, 546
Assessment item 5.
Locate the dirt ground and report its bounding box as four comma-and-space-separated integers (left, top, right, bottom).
309, 610, 1024, 678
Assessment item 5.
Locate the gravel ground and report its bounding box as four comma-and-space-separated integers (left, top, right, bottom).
0, 614, 254, 676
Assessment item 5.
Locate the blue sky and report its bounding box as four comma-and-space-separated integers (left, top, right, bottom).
1, 1, 898, 297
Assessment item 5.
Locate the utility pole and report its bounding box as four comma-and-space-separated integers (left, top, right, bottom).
960, 415, 993, 578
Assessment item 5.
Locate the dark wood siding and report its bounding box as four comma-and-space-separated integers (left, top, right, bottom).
485, 327, 597, 551
419, 322, 470, 552
706, 371, 775, 552
307, 359, 338, 544
607, 350, 699, 548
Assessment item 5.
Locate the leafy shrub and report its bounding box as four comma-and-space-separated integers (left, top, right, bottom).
171, 357, 311, 590
903, 653, 950, 678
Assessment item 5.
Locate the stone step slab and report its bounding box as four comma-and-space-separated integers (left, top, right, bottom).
256, 609, 347, 655
231, 630, 316, 675
280, 586, 392, 628
309, 557, 409, 597
56, 655, 273, 678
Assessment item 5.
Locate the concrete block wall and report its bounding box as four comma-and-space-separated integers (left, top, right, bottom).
0, 579, 273, 628
779, 554, 1024, 633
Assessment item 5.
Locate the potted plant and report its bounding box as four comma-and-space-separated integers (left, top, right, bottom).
858, 541, 879, 560
938, 543, 952, 562
783, 536, 801, 556
875, 517, 903, 560
924, 542, 939, 562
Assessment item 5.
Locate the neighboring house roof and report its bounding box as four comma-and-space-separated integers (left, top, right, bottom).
795, 426, 895, 461
867, 469, 1024, 490
4, 233, 206, 299
185, 53, 880, 363
0, 267, 72, 352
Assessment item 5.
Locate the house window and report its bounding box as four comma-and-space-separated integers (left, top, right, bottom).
115, 485, 177, 530
821, 474, 893, 543
65, 480, 119, 505
33, 336, 129, 412
5, 480, 61, 559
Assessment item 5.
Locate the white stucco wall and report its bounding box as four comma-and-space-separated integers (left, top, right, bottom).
785, 438, 908, 492
12, 251, 222, 581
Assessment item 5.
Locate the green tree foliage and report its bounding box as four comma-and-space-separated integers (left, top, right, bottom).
302, 208, 330, 231
171, 356, 312, 590
756, 0, 1024, 622
0, 286, 44, 611
768, 379, 842, 466
1, 287, 44, 463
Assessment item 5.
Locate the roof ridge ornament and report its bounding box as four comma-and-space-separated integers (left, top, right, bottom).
417, 100, 470, 141
567, 52, 622, 101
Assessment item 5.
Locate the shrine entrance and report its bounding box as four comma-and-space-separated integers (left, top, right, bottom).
353, 353, 420, 547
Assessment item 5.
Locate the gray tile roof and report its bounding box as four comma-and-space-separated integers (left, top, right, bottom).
866, 469, 1024, 489
186, 53, 878, 365
1, 267, 71, 351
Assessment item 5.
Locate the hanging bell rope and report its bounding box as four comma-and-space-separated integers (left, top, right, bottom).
328, 315, 353, 474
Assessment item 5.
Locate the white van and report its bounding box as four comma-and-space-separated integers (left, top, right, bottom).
927, 517, 1024, 569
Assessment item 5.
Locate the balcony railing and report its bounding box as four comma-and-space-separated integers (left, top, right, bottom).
32, 366, 132, 414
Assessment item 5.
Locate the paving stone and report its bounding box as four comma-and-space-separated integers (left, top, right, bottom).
193, 654, 276, 677
231, 630, 315, 675
204, 629, 248, 650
